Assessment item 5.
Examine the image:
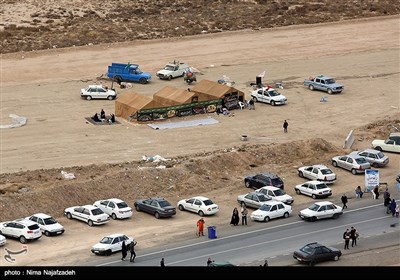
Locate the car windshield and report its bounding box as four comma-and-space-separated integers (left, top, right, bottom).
376, 152, 385, 159
273, 189, 286, 196
158, 200, 171, 208
203, 199, 214, 206
320, 169, 333, 175
91, 208, 105, 215
43, 217, 57, 225
164, 65, 175, 71
308, 204, 320, 211
325, 78, 336, 84
28, 224, 40, 230
355, 157, 368, 164
268, 90, 280, 97
117, 202, 129, 209
271, 178, 283, 185
300, 245, 314, 255
259, 204, 272, 211
99, 237, 113, 244
315, 183, 328, 190
258, 195, 271, 202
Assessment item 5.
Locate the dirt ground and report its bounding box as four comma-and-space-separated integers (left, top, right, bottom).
0, 10, 399, 266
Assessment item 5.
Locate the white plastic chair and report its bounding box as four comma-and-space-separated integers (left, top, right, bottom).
238, 101, 245, 110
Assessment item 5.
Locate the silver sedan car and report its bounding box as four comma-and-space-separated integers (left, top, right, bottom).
350, 149, 389, 168
237, 192, 272, 209
331, 154, 371, 175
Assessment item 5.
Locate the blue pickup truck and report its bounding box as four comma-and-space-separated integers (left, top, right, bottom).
303, 75, 344, 94
107, 63, 151, 84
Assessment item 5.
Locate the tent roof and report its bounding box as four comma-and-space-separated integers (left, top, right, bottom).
191, 79, 240, 98
116, 92, 153, 110
153, 86, 195, 104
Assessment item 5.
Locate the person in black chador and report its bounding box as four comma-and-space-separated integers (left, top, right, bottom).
92, 113, 100, 122
341, 194, 348, 209
121, 240, 127, 261
230, 207, 239, 226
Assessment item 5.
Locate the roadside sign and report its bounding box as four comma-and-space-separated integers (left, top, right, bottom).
365, 169, 379, 192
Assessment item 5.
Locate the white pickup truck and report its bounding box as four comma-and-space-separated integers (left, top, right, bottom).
156, 62, 189, 80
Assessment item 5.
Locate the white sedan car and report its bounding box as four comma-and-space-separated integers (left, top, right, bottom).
297, 164, 336, 184
93, 198, 133, 220
25, 213, 65, 236
64, 205, 110, 226
255, 186, 294, 205
177, 196, 219, 216
294, 180, 332, 199
250, 86, 287, 106
250, 201, 292, 222
80, 85, 117, 100
0, 234, 6, 246
91, 233, 134, 256
299, 201, 343, 222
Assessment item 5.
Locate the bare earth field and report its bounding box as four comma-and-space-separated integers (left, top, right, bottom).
0, 1, 399, 267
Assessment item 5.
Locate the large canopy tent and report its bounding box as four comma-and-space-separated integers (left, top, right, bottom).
191, 80, 245, 109
153, 86, 199, 106
115, 92, 163, 120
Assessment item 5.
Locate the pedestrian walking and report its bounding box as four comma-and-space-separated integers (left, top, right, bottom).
160, 258, 165, 267
129, 239, 137, 263
241, 205, 248, 225
341, 194, 348, 209
350, 226, 358, 247
283, 120, 288, 133
197, 218, 205, 236
389, 199, 397, 216
384, 193, 391, 214
121, 240, 127, 261
343, 229, 350, 250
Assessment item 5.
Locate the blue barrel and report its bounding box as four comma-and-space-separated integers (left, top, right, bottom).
207, 226, 217, 239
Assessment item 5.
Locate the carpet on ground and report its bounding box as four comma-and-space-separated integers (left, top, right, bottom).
85, 117, 120, 125
148, 117, 219, 130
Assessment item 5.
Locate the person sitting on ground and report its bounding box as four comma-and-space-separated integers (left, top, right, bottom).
222, 107, 230, 116
92, 113, 100, 122
100, 109, 106, 119
110, 113, 115, 123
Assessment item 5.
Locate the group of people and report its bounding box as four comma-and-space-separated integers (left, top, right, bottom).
91, 108, 116, 124
121, 239, 137, 263
343, 226, 359, 249
230, 205, 248, 226
383, 187, 399, 217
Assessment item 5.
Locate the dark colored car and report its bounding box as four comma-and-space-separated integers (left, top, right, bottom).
134, 197, 176, 219
293, 242, 342, 266
244, 172, 284, 190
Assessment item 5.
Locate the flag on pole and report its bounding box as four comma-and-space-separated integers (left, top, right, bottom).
257, 70, 266, 78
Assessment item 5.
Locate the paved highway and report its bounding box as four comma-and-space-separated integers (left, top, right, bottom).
85, 200, 400, 267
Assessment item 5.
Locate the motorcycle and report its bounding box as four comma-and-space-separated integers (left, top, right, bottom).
183, 69, 197, 84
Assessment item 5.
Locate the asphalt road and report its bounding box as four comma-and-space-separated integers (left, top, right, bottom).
85, 200, 400, 267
